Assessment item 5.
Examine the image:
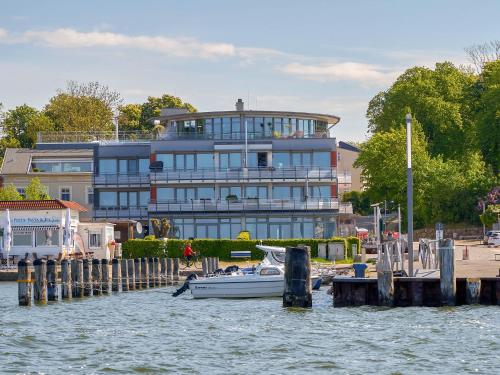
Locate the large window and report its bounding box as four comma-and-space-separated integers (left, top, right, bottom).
99, 159, 117, 174
89, 232, 101, 248
157, 187, 175, 201
13, 231, 32, 246
60, 187, 71, 201
220, 186, 241, 199
157, 154, 174, 170
272, 153, 290, 168
272, 186, 291, 199
312, 152, 330, 168
139, 191, 149, 206
197, 153, 214, 169
139, 159, 150, 173
31, 159, 92, 173
309, 185, 330, 198
35, 228, 59, 246
219, 153, 241, 169
99, 191, 117, 207
198, 187, 215, 199
245, 186, 268, 199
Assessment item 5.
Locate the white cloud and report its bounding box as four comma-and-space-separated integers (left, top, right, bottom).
279, 62, 399, 85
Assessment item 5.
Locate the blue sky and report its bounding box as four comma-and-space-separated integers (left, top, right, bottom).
1, 0, 499, 141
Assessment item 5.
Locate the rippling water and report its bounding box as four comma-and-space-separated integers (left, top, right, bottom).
0, 282, 499, 374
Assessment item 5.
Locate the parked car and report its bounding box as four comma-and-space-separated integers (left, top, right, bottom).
487, 232, 500, 246
484, 230, 500, 244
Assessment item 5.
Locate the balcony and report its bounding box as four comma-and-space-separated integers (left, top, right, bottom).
151, 167, 337, 184
149, 198, 340, 213
37, 131, 156, 144
93, 173, 150, 187
160, 130, 333, 141
93, 207, 148, 220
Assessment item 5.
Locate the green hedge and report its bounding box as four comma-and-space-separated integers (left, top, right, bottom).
122, 238, 358, 261
346, 236, 361, 258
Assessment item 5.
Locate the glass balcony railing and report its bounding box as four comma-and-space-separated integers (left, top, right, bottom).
93, 173, 150, 186
161, 130, 332, 141
148, 198, 340, 213
93, 206, 148, 219
150, 167, 338, 183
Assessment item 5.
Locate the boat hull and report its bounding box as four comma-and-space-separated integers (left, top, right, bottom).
189, 275, 321, 299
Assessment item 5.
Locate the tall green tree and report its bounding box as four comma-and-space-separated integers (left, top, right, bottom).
474, 60, 500, 175
366, 62, 477, 160
25, 177, 51, 200
0, 184, 23, 201
117, 103, 142, 131
139, 94, 196, 129
2, 105, 54, 148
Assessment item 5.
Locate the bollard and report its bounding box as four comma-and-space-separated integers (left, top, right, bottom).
160, 258, 167, 286
154, 257, 161, 286
361, 247, 367, 263
135, 258, 142, 290
439, 239, 455, 306
112, 258, 121, 292
47, 259, 58, 302
377, 244, 394, 307
141, 257, 149, 289
92, 259, 102, 296
33, 259, 47, 304
202, 257, 208, 276
466, 278, 481, 304
283, 246, 312, 308
61, 259, 72, 300
149, 257, 155, 288
167, 258, 173, 285
121, 259, 129, 291
73, 259, 84, 298
173, 258, 180, 284
18, 259, 32, 306
83, 259, 92, 296
215, 257, 219, 271
127, 259, 135, 291
101, 259, 110, 294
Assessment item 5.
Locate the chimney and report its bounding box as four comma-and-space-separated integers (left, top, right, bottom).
235, 98, 244, 111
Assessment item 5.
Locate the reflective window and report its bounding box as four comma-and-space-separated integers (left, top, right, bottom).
157, 187, 175, 201
273, 186, 290, 199
119, 192, 128, 207
129, 192, 138, 207
157, 154, 174, 170
231, 117, 241, 136
139, 159, 150, 173
222, 117, 231, 139
35, 228, 59, 246
272, 153, 290, 168
245, 186, 268, 199
313, 152, 330, 168
99, 159, 117, 174
219, 153, 241, 169
13, 231, 32, 246
198, 187, 215, 199
197, 153, 214, 169
32, 159, 92, 173
309, 186, 330, 198
100, 191, 117, 207
221, 186, 241, 199
139, 191, 149, 206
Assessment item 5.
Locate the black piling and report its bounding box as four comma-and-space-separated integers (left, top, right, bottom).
173, 258, 180, 284
112, 258, 121, 292
121, 259, 129, 291
18, 259, 32, 306
127, 259, 135, 291
47, 259, 58, 301
33, 259, 47, 304
141, 257, 149, 289
92, 259, 102, 296
149, 257, 155, 288
83, 259, 92, 296
134, 258, 142, 290
61, 259, 72, 300
101, 259, 110, 294
283, 246, 312, 308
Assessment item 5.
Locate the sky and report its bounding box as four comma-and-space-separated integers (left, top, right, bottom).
0, 0, 499, 141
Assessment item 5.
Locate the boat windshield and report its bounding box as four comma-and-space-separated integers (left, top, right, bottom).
271, 251, 286, 264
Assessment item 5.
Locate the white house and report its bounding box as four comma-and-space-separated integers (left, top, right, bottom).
0, 200, 115, 260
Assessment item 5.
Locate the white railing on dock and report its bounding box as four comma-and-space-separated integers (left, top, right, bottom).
418, 239, 440, 270
377, 240, 406, 273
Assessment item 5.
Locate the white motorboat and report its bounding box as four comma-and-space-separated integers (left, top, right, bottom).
186, 245, 321, 299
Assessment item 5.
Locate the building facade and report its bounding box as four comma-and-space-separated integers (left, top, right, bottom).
337, 141, 362, 194
6, 100, 352, 240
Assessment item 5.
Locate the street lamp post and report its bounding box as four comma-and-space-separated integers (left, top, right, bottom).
406, 113, 414, 277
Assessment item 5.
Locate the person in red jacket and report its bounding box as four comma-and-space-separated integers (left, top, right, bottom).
183, 242, 195, 264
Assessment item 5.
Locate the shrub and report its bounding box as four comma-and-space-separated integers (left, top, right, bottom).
236, 230, 250, 240
121, 238, 359, 260
346, 236, 361, 258
144, 235, 156, 241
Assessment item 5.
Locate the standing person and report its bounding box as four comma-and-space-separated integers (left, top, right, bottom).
183, 242, 195, 266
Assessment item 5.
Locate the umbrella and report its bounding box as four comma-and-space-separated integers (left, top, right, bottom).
63, 208, 72, 257
4, 209, 12, 267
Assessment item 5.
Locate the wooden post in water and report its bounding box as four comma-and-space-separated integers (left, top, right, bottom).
127, 259, 134, 291
47, 259, 58, 302
215, 257, 219, 271
33, 259, 47, 304
92, 259, 102, 296
112, 258, 121, 292
283, 246, 312, 308
73, 259, 84, 298
141, 257, 149, 289
83, 259, 92, 296
377, 244, 394, 307
173, 258, 180, 284
160, 258, 167, 286
61, 259, 72, 300
202, 257, 208, 276
101, 259, 110, 294
154, 257, 161, 286
134, 258, 142, 290
167, 258, 173, 285
149, 257, 155, 288
121, 259, 129, 291
439, 238, 455, 306
466, 278, 481, 304
18, 259, 32, 306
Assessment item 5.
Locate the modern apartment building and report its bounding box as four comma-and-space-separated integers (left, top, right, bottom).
0, 148, 94, 220
8, 100, 352, 240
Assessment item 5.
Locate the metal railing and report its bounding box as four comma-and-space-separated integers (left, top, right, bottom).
161, 131, 332, 141
38, 131, 156, 143
93, 207, 149, 219
93, 173, 150, 186
148, 198, 340, 213
150, 167, 340, 183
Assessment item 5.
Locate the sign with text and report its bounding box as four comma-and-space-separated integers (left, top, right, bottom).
12, 217, 61, 226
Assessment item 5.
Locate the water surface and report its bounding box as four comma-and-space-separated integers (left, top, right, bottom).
0, 283, 498, 374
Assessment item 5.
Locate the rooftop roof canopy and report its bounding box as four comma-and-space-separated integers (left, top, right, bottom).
0, 200, 88, 212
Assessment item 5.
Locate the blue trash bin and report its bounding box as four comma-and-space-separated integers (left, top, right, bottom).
353, 263, 367, 278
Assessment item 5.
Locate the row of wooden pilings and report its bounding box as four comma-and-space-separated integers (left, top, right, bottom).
18, 257, 182, 306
